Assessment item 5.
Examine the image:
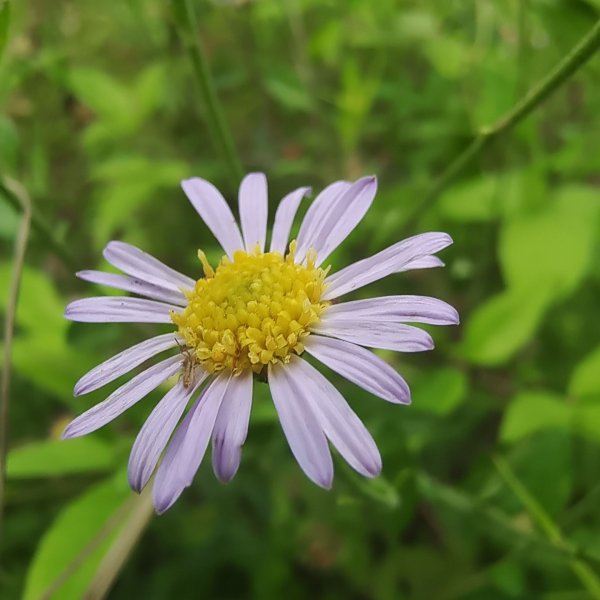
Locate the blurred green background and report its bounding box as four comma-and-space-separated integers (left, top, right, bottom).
2, 0, 600, 598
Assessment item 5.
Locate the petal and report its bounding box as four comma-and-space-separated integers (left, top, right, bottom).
290, 357, 381, 477
325, 295, 459, 326
74, 333, 180, 396
152, 374, 230, 513
128, 373, 208, 493
269, 186, 311, 254
62, 355, 182, 438
313, 320, 434, 352
181, 177, 244, 258
103, 241, 195, 292
297, 177, 377, 266
76, 270, 188, 306
399, 255, 445, 272
239, 172, 268, 252
304, 335, 410, 404
295, 181, 351, 259
323, 232, 453, 300
211, 370, 253, 482
65, 297, 179, 323
268, 361, 333, 488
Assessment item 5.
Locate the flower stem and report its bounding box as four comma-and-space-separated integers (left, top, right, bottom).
172, 0, 244, 186
404, 17, 600, 230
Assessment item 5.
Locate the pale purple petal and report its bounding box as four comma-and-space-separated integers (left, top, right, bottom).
304, 335, 410, 404
325, 296, 459, 326
399, 255, 444, 272
239, 172, 268, 252
103, 241, 195, 292
65, 297, 179, 323
297, 177, 377, 266
269, 186, 311, 254
128, 372, 208, 493
181, 177, 244, 258
295, 181, 351, 260
211, 370, 253, 482
323, 232, 453, 300
289, 357, 381, 477
75, 333, 180, 396
268, 361, 333, 488
76, 270, 188, 306
153, 374, 230, 513
313, 320, 434, 352
62, 355, 181, 439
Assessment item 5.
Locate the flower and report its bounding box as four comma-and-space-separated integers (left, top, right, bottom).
64, 173, 458, 513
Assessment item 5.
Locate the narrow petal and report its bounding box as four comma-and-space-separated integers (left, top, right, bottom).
181, 177, 244, 258
269, 186, 311, 254
74, 333, 180, 396
128, 372, 208, 493
304, 335, 410, 404
325, 295, 459, 325
62, 355, 181, 438
153, 374, 229, 513
323, 232, 453, 300
295, 181, 351, 258
297, 177, 377, 266
211, 370, 253, 483
103, 241, 195, 292
289, 357, 381, 477
399, 255, 444, 272
313, 320, 434, 352
77, 270, 188, 306
65, 297, 179, 323
239, 172, 268, 252
268, 361, 333, 488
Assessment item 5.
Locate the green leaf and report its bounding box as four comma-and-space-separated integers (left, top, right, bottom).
501, 392, 572, 443
7, 438, 116, 478
574, 405, 600, 444
412, 367, 468, 415
23, 474, 132, 600
264, 75, 315, 112
499, 185, 600, 300
438, 174, 500, 222
0, 0, 10, 62
461, 287, 551, 366
569, 345, 600, 398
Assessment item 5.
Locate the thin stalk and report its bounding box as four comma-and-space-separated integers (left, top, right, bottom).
0, 177, 31, 543
494, 455, 600, 599
404, 17, 600, 230
172, 0, 244, 186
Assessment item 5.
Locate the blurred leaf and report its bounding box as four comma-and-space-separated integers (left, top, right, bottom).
23, 474, 132, 600
461, 287, 551, 366
264, 74, 315, 112
438, 174, 500, 222
344, 468, 400, 510
424, 36, 467, 79
575, 405, 600, 444
499, 186, 600, 300
569, 345, 600, 398
412, 367, 468, 415
501, 392, 572, 443
7, 437, 116, 478
0, 0, 9, 62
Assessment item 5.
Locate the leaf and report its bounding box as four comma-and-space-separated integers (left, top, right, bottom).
264, 75, 315, 112
499, 185, 600, 300
412, 367, 468, 415
23, 474, 132, 600
7, 437, 116, 478
461, 287, 551, 366
438, 174, 500, 222
574, 405, 600, 444
569, 345, 600, 398
0, 0, 10, 62
501, 392, 572, 443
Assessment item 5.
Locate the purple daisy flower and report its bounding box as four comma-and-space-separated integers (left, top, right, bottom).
64, 173, 458, 513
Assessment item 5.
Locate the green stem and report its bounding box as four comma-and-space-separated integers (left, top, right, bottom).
172, 0, 244, 186
404, 17, 600, 230
493, 456, 600, 599
0, 181, 76, 269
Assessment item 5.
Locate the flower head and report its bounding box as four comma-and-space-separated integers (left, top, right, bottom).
65, 173, 458, 513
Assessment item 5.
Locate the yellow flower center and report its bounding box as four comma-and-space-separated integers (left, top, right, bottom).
171, 241, 329, 376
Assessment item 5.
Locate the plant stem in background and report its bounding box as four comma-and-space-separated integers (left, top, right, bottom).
0, 177, 31, 544
404, 17, 600, 231
0, 181, 76, 269
493, 455, 600, 599
172, 0, 244, 187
